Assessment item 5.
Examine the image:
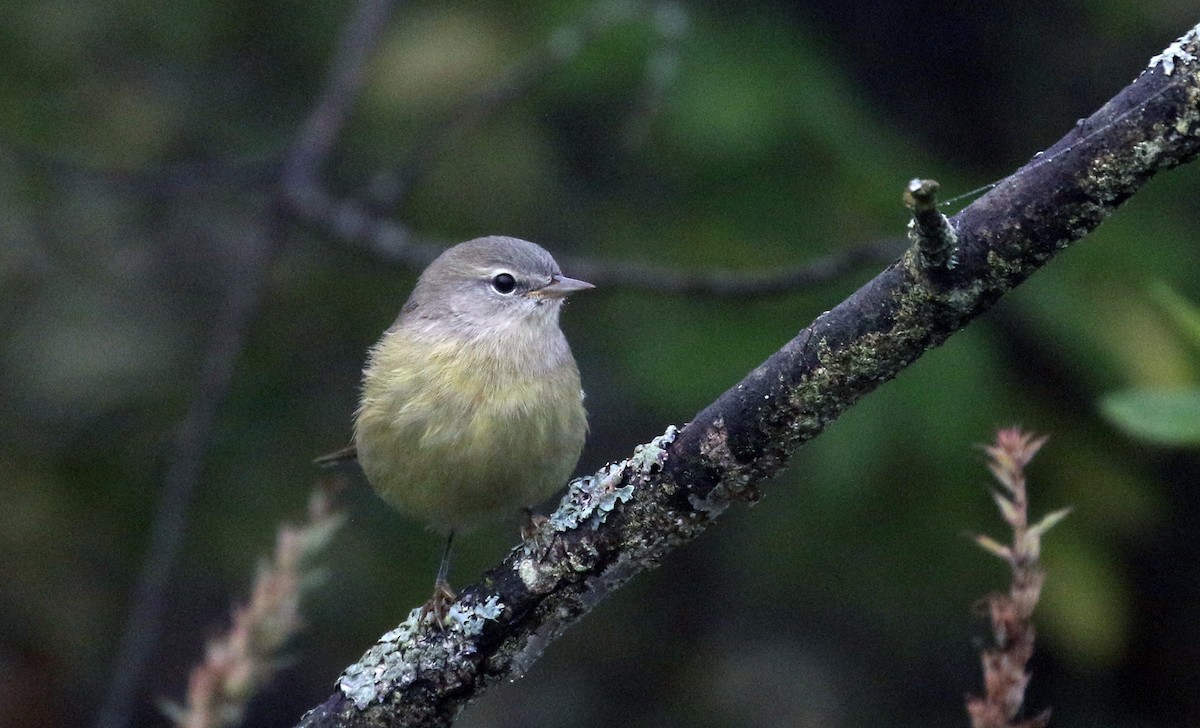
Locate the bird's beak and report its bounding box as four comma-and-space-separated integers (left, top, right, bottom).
538, 274, 595, 299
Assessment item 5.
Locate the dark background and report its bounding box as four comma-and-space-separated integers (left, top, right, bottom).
2, 1, 1199, 726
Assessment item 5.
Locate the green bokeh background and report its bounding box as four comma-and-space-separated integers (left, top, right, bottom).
3, 1, 1199, 727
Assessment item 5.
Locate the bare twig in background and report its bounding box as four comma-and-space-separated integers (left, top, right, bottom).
95, 2, 401, 726
281, 0, 399, 191
275, 0, 445, 269
293, 23, 1200, 728
966, 428, 1070, 728
163, 479, 347, 728
285, 198, 904, 297
16, 0, 895, 299
10, 147, 281, 195
279, 0, 898, 296
92, 224, 276, 728
562, 237, 906, 297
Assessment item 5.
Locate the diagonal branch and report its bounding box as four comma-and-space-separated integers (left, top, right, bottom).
295, 23, 1200, 728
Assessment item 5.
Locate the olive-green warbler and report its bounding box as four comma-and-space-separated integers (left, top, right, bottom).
325, 236, 592, 620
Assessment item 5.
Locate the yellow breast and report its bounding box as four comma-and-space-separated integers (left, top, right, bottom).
353, 328, 587, 533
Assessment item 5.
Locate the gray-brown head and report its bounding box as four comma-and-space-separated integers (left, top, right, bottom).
397, 236, 593, 334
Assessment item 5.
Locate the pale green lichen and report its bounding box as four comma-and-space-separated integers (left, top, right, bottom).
548, 425, 678, 532
445, 594, 504, 636
628, 426, 678, 473
984, 249, 1026, 281
337, 609, 421, 709
337, 594, 505, 709
1148, 23, 1199, 75
516, 558, 556, 594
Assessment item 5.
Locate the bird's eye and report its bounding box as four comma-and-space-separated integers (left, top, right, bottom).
491, 272, 517, 294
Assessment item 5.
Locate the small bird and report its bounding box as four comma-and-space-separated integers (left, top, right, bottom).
323, 236, 592, 622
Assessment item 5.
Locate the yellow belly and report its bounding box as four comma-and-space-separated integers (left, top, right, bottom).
353, 332, 586, 533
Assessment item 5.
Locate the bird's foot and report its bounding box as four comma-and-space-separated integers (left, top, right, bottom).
520, 508, 549, 541
520, 508, 553, 556
419, 579, 458, 629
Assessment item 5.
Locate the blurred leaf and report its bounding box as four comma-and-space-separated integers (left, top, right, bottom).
1148, 281, 1200, 355
1099, 388, 1200, 447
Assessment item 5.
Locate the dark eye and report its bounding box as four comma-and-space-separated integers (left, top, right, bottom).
491, 272, 517, 294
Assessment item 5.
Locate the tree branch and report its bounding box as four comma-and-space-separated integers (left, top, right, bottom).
294, 23, 1200, 728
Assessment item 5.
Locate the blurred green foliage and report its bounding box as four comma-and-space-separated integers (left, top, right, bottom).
1102, 389, 1200, 446
2, 2, 1199, 727
1100, 284, 1200, 446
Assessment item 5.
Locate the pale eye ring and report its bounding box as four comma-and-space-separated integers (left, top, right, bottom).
491, 272, 517, 294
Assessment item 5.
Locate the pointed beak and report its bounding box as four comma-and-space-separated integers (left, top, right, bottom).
538, 274, 595, 299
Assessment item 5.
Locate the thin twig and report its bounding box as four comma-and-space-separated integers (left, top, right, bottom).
561, 238, 905, 298
92, 223, 275, 728
288, 196, 905, 295
96, 1, 402, 724
281, 0, 401, 191
904, 178, 959, 274
6, 146, 281, 194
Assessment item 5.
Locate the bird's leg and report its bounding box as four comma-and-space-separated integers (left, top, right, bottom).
420, 531, 457, 628
519, 507, 554, 559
